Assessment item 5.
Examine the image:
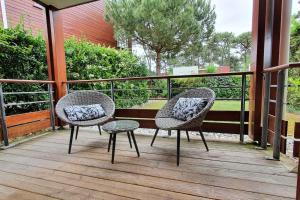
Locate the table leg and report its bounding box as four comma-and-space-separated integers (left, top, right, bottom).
111, 133, 117, 164
108, 133, 112, 152
127, 131, 132, 148
130, 131, 140, 157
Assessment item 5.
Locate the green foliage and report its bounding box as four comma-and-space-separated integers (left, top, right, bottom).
234, 32, 251, 66
0, 25, 48, 115
166, 31, 251, 72
105, 0, 216, 74
290, 13, 300, 63
206, 65, 217, 73
171, 76, 249, 99
287, 77, 300, 112
64, 38, 150, 108
288, 12, 300, 112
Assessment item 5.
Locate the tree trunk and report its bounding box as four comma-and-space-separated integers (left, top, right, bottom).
156, 51, 161, 75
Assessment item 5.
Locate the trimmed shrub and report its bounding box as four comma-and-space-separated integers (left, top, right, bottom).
64, 38, 150, 108
0, 25, 48, 115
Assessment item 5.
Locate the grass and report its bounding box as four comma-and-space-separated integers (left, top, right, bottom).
136, 100, 299, 136
137, 100, 249, 111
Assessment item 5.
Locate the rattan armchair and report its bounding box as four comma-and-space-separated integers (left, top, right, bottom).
55, 91, 115, 154
150, 88, 215, 166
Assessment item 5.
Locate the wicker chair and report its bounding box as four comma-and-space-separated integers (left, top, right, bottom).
150, 88, 215, 166
55, 91, 115, 154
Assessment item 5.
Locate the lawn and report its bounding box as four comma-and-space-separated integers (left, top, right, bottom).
137, 100, 249, 111
136, 100, 299, 135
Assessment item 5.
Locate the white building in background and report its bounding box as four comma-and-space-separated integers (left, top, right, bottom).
173, 66, 199, 75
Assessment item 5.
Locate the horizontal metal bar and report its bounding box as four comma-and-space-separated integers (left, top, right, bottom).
3, 91, 49, 95
270, 84, 300, 88
5, 100, 51, 107
65, 71, 253, 84
263, 62, 300, 73
0, 79, 55, 84
172, 86, 249, 90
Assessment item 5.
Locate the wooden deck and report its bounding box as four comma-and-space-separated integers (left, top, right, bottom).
0, 128, 297, 200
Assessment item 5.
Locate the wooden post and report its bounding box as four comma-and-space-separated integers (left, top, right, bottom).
294, 123, 300, 157
249, 0, 267, 141
297, 152, 300, 200
45, 7, 67, 126
45, 7, 67, 103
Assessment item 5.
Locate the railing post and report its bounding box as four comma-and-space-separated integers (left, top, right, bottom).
110, 81, 115, 101
48, 84, 55, 131
66, 83, 70, 94
261, 73, 271, 149
167, 78, 172, 136
273, 69, 286, 160
240, 74, 246, 143
0, 84, 8, 146
167, 77, 172, 100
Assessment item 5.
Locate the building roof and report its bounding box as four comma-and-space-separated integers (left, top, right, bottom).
33, 0, 99, 10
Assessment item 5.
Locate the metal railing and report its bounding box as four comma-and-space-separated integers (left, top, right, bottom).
0, 79, 56, 146
65, 71, 253, 142
261, 62, 300, 160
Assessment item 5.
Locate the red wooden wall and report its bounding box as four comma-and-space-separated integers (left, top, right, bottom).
1, 0, 116, 46
61, 0, 116, 47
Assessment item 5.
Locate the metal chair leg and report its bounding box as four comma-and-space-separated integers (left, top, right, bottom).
68, 126, 75, 154
127, 131, 132, 148
199, 130, 209, 151
111, 133, 117, 164
151, 128, 159, 146
130, 131, 140, 157
186, 130, 190, 142
97, 124, 102, 135
108, 133, 112, 152
177, 130, 180, 166
75, 126, 79, 140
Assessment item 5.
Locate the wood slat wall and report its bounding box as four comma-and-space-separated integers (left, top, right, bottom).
2, 0, 116, 46
61, 0, 116, 47
0, 110, 51, 141
115, 109, 249, 134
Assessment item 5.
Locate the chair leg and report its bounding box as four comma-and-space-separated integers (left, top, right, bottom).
127, 131, 132, 148
108, 133, 112, 152
177, 130, 181, 166
75, 126, 79, 140
130, 131, 140, 157
151, 128, 159, 146
186, 130, 190, 142
68, 126, 75, 154
111, 133, 117, 164
97, 124, 102, 135
199, 130, 209, 151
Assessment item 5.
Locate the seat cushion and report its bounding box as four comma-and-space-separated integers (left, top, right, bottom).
64, 104, 106, 121
172, 98, 207, 121
155, 117, 185, 130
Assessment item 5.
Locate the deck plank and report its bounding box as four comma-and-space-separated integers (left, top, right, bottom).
0, 129, 297, 200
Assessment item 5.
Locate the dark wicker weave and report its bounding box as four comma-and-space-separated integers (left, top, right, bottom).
55, 91, 115, 153
151, 88, 215, 166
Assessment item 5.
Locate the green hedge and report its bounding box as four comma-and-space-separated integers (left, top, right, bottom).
0, 26, 150, 114
65, 38, 150, 108
0, 25, 48, 115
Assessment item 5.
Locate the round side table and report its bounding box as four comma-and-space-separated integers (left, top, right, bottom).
102, 120, 140, 163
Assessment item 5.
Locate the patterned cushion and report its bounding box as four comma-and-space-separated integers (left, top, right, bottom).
172, 98, 207, 121
64, 104, 106, 121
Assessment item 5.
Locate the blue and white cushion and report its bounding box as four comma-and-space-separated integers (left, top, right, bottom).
172, 98, 207, 121
64, 104, 106, 121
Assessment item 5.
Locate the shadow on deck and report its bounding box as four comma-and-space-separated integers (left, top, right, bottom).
0, 127, 297, 200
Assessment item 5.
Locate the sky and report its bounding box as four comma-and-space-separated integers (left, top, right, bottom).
210, 0, 300, 36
